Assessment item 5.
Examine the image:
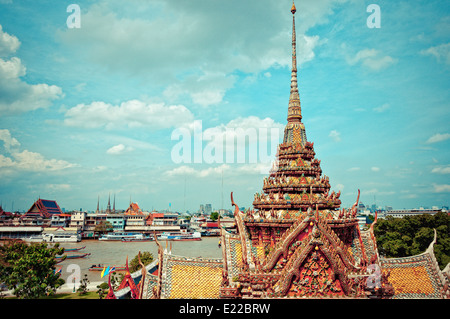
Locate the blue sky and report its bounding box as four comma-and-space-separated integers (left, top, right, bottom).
0, 0, 449, 212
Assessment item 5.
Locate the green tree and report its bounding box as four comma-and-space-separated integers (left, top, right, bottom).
210, 212, 219, 221
374, 212, 450, 270
94, 221, 113, 233
0, 240, 65, 299
97, 282, 109, 299
129, 251, 154, 273
77, 274, 90, 296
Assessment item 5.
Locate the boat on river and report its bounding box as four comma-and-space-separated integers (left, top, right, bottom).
121, 235, 153, 242
99, 232, 148, 241
63, 246, 86, 252
24, 232, 80, 243
88, 264, 127, 272
55, 252, 91, 263
157, 231, 201, 241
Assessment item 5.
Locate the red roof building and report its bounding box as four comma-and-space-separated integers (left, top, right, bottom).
24, 199, 63, 219
125, 202, 143, 215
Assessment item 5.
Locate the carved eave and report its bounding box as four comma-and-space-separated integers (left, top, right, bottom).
231, 192, 255, 271
273, 224, 359, 297
262, 207, 361, 275
426, 229, 449, 290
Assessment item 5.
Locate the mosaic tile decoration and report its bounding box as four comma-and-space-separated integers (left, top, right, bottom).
161, 254, 223, 299
380, 253, 446, 299
142, 273, 158, 299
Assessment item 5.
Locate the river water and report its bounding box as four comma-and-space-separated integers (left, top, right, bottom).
56, 237, 223, 283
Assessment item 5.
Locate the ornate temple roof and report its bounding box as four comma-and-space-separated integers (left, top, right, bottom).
109, 2, 449, 300
380, 229, 449, 299
159, 253, 223, 299
219, 197, 372, 298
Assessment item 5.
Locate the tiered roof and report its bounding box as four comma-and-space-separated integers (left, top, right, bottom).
23, 199, 63, 219
251, 2, 345, 225
217, 2, 371, 298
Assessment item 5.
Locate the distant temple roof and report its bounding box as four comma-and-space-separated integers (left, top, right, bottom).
0, 205, 13, 217
24, 199, 63, 219
125, 202, 143, 215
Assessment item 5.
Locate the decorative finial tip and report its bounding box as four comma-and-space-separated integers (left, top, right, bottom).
291, 2, 296, 14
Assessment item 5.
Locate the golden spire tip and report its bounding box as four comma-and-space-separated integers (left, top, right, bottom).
291, 1, 296, 14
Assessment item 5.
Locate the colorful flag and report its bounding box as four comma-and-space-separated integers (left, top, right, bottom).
102, 266, 110, 278
100, 266, 106, 278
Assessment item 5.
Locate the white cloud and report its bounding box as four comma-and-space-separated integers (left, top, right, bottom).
426, 133, 450, 144
361, 188, 395, 196
170, 116, 282, 167
373, 103, 390, 113
55, 0, 335, 105
167, 162, 271, 179
167, 164, 230, 178
432, 184, 450, 193
371, 167, 380, 172
345, 48, 397, 70
191, 91, 225, 107
0, 129, 75, 174
401, 193, 417, 199
163, 72, 235, 107
64, 99, 194, 130
106, 144, 134, 155
57, 1, 326, 77
45, 184, 72, 192
420, 43, 450, 65
0, 32, 63, 115
431, 166, 450, 174
1, 150, 75, 172
0, 129, 20, 152
203, 116, 284, 155
329, 130, 341, 142
347, 167, 360, 172
0, 25, 20, 56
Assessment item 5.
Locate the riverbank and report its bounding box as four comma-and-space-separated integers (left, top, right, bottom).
2, 237, 222, 298
57, 237, 222, 282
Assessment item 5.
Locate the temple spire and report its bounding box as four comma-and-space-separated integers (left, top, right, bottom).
106, 193, 111, 213
283, 1, 307, 145
291, 1, 297, 72
288, 1, 302, 123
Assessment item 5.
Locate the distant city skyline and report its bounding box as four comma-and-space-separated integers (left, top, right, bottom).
0, 1, 449, 212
